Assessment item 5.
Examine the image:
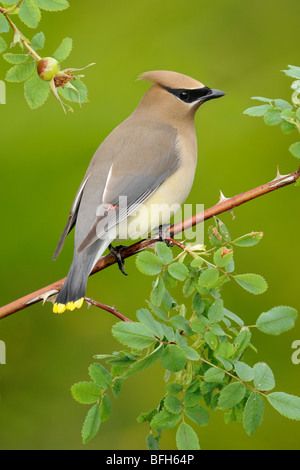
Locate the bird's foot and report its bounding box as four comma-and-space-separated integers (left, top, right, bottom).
157, 224, 173, 247
109, 244, 128, 276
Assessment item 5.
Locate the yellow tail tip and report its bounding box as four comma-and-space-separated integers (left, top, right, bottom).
53, 298, 84, 314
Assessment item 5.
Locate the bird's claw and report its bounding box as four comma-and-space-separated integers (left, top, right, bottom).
157, 224, 173, 247
109, 244, 128, 276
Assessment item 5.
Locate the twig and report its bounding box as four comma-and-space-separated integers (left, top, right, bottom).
84, 297, 132, 323
0, 6, 41, 61
0, 167, 299, 320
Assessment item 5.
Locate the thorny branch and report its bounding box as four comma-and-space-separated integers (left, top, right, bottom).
0, 167, 299, 321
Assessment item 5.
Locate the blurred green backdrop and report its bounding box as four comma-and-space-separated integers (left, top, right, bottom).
1, 0, 300, 450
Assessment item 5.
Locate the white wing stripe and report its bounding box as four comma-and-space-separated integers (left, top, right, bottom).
102, 163, 114, 203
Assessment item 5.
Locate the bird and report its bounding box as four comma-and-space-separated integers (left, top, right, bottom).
52, 70, 225, 314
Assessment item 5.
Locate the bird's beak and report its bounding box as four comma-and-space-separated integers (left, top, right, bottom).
201, 88, 226, 103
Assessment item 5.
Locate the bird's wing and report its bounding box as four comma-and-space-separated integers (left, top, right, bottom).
52, 174, 90, 260
77, 122, 180, 253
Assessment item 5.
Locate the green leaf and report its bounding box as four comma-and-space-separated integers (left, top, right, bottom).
233, 328, 251, 358
191, 314, 210, 334
136, 251, 163, 276
112, 321, 157, 348
19, 0, 41, 28
208, 225, 223, 246
219, 382, 246, 410
82, 404, 101, 444
198, 268, 219, 288
224, 308, 244, 326
235, 361, 254, 382
163, 289, 176, 311
0, 36, 7, 53
264, 108, 282, 126
150, 409, 181, 430
156, 242, 173, 264
210, 323, 226, 336
88, 363, 112, 388
112, 378, 122, 398
170, 315, 193, 336
214, 341, 235, 361
253, 362, 275, 391
34, 0, 69, 11
137, 409, 157, 423
243, 104, 272, 116
180, 343, 200, 361
204, 330, 218, 350
183, 277, 196, 297
251, 96, 273, 103
122, 344, 163, 379
163, 269, 178, 288
267, 392, 300, 420
3, 53, 29, 64
150, 276, 165, 307
243, 392, 264, 436
192, 292, 205, 315
146, 301, 168, 322
234, 273, 268, 295
99, 394, 112, 422
185, 404, 210, 427
24, 73, 50, 109
176, 423, 200, 450
0, 14, 9, 33
164, 395, 182, 414
190, 258, 204, 268
183, 381, 202, 407
6, 61, 36, 83
216, 218, 231, 241
136, 308, 164, 338
282, 65, 300, 80
160, 323, 175, 342
0, 0, 21, 4
232, 232, 263, 247
161, 344, 187, 372
168, 262, 188, 281
214, 247, 233, 267
71, 382, 103, 404
204, 367, 225, 383
53, 37, 73, 62
224, 404, 244, 424
274, 99, 293, 110
166, 383, 183, 395
256, 306, 297, 335
58, 78, 88, 104
208, 299, 224, 323
31, 31, 45, 50
146, 434, 160, 450
281, 119, 295, 134
290, 142, 300, 159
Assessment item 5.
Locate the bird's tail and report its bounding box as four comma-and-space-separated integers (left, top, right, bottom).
53, 262, 88, 314
53, 238, 111, 314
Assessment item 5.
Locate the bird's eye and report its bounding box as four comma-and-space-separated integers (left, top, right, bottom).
179, 91, 189, 102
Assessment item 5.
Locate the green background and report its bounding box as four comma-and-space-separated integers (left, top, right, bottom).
1, 0, 300, 450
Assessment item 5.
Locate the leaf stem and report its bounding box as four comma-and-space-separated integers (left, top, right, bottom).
0, 7, 41, 61
198, 355, 267, 397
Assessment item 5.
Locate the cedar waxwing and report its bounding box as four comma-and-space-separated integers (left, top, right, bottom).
53, 70, 225, 313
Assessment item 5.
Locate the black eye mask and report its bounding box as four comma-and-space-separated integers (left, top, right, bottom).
162, 86, 213, 103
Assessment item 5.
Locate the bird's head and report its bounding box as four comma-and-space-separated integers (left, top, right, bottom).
137, 70, 225, 122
